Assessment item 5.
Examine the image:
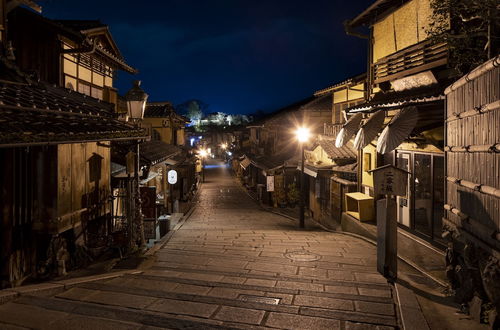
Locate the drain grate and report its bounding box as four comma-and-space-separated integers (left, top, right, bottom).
238, 295, 281, 305
284, 251, 321, 262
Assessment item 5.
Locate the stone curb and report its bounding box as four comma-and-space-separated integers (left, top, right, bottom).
0, 269, 143, 305
395, 283, 430, 330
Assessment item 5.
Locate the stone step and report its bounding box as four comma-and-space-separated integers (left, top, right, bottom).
10, 295, 242, 329
117, 273, 393, 304
148, 265, 390, 290
52, 283, 397, 328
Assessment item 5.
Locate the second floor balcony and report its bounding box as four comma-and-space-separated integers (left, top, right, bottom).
372, 40, 448, 85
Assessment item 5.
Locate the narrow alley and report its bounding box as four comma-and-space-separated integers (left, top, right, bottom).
0, 159, 399, 329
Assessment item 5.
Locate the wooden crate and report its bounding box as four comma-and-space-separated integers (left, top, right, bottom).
345, 192, 374, 222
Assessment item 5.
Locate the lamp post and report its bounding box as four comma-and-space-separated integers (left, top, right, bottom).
125, 80, 148, 249
295, 127, 310, 229
198, 149, 208, 183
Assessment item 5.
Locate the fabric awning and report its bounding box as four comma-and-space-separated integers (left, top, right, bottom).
377, 106, 419, 154
335, 113, 362, 147
240, 157, 251, 169
354, 110, 385, 150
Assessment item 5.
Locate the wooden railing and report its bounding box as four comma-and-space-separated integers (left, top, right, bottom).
324, 123, 343, 137
372, 40, 448, 84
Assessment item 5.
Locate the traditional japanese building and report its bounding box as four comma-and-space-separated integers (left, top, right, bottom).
0, 2, 145, 287
340, 0, 458, 283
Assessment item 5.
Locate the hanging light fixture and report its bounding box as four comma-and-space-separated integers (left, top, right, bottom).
125, 80, 148, 122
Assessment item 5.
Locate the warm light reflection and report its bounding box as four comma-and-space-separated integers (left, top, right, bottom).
221, 143, 227, 149
198, 149, 208, 158
295, 126, 310, 143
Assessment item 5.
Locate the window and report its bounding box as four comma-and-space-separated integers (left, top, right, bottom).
91, 87, 103, 100
78, 82, 91, 96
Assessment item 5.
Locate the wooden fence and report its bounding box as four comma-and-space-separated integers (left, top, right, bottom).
444, 55, 500, 256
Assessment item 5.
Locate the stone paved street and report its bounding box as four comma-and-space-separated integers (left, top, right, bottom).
0, 160, 399, 329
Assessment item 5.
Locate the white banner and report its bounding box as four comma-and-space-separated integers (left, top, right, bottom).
266, 176, 275, 192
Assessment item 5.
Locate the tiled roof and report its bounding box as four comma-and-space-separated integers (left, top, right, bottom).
0, 80, 145, 146
248, 143, 300, 171
54, 20, 107, 32
301, 93, 332, 112
317, 138, 357, 160
12, 8, 137, 74
314, 73, 366, 96
145, 103, 190, 123
347, 0, 403, 28
145, 103, 174, 117
347, 84, 446, 113
140, 140, 181, 165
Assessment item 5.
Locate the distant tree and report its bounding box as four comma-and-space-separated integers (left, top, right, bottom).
176, 99, 208, 123
426, 0, 499, 74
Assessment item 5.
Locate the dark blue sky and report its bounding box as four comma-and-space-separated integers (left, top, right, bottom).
39, 0, 372, 114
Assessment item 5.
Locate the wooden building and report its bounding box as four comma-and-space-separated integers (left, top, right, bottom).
443, 55, 500, 326
0, 72, 145, 288
0, 2, 145, 287
142, 102, 189, 146
7, 7, 137, 111
341, 0, 459, 282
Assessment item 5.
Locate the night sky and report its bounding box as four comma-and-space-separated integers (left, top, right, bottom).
38, 0, 372, 115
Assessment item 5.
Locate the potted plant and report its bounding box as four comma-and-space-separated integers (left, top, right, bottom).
275, 186, 287, 208
287, 183, 300, 208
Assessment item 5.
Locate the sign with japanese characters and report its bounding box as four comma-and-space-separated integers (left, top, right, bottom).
369, 164, 409, 196
266, 176, 275, 192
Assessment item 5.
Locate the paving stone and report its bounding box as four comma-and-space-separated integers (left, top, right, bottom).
0, 302, 69, 329
276, 281, 324, 292
354, 273, 388, 284
327, 270, 356, 281
294, 295, 354, 311
56, 287, 96, 300
345, 321, 395, 330
246, 262, 298, 275
358, 288, 392, 298
214, 306, 265, 325
220, 276, 247, 284
265, 312, 341, 329
355, 301, 395, 316
84, 290, 159, 309
106, 277, 178, 293
48, 315, 140, 330
298, 267, 328, 278
299, 306, 397, 327
0, 323, 30, 330
324, 285, 359, 295
171, 283, 212, 295
147, 298, 218, 318
244, 278, 277, 287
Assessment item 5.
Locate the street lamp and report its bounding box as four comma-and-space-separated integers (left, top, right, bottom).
295, 126, 310, 228
198, 149, 208, 183
125, 80, 148, 250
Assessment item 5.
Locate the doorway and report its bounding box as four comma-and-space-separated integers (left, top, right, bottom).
394, 151, 445, 246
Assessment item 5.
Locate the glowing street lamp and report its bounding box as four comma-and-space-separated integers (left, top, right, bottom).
221, 143, 227, 150
295, 126, 310, 228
